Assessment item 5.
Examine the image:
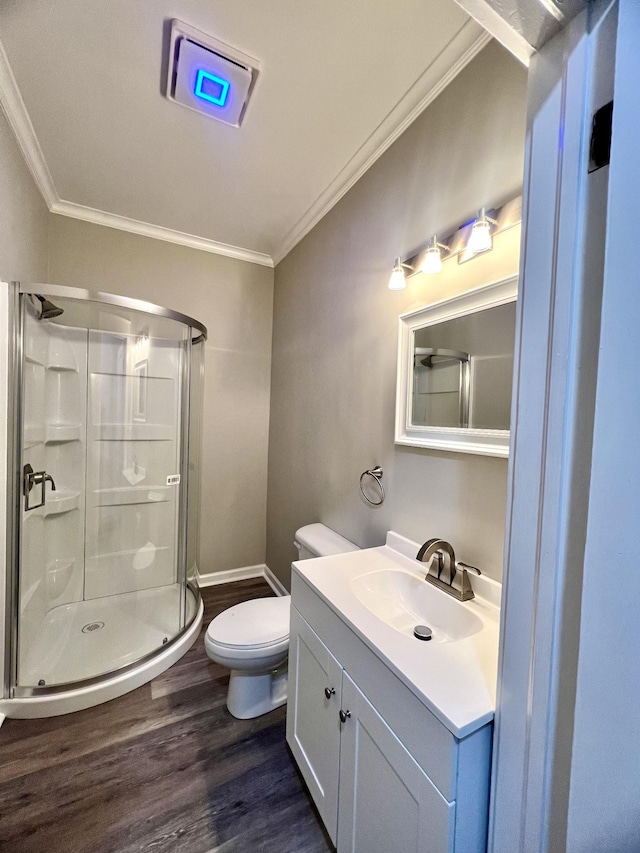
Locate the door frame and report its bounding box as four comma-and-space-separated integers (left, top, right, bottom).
487, 1, 626, 850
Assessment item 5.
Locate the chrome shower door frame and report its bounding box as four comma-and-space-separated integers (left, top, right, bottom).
3, 282, 22, 700
5, 283, 206, 700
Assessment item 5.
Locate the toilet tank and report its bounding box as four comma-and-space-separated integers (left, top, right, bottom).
294, 523, 359, 560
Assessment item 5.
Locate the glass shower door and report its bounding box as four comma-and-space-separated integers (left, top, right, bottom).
83, 325, 188, 676
16, 294, 190, 690
18, 297, 88, 688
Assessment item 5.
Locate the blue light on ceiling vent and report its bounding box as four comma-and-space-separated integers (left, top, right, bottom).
194, 69, 230, 107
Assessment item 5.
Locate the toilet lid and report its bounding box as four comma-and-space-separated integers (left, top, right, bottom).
206, 596, 290, 650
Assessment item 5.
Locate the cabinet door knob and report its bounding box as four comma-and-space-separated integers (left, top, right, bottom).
324, 687, 336, 700
339, 709, 351, 723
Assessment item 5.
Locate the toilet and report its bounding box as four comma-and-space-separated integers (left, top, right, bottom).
204, 523, 359, 719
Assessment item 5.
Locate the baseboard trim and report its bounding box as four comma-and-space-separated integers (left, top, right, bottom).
198, 564, 288, 597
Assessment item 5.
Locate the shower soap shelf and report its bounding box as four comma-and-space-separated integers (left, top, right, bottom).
47, 363, 77, 372
93, 486, 172, 506
22, 490, 81, 517
43, 490, 81, 517
24, 353, 46, 367
45, 423, 82, 443
97, 424, 175, 441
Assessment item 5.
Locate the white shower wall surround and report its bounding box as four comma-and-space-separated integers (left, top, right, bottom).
86, 330, 181, 600
20, 305, 185, 685
20, 308, 88, 680
2, 283, 207, 716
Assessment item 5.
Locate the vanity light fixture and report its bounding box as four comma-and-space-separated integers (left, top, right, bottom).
468, 207, 498, 254
388, 257, 413, 290
388, 196, 522, 290
419, 235, 449, 274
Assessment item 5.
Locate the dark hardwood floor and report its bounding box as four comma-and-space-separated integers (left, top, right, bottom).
0, 579, 334, 853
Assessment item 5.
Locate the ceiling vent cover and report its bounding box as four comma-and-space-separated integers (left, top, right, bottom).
166, 20, 260, 127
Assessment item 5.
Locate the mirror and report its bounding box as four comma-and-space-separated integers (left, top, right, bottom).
395, 275, 517, 457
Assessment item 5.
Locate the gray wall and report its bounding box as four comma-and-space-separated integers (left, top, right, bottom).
0, 90, 274, 578
47, 217, 274, 575
0, 108, 48, 280
2, 37, 526, 589
267, 41, 527, 587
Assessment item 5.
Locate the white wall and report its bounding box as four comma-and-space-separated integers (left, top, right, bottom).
266, 41, 527, 588
46, 217, 274, 576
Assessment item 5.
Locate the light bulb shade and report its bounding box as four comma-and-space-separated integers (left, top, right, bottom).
388, 257, 407, 290
468, 220, 493, 253
420, 246, 443, 274
388, 268, 407, 290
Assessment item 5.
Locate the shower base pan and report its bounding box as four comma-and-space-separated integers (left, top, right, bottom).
2, 586, 203, 718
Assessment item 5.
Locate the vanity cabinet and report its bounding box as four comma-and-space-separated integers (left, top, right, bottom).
287, 576, 493, 853
287, 607, 342, 841
337, 671, 453, 852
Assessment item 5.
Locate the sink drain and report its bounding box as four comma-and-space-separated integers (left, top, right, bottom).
413, 625, 433, 641
82, 621, 105, 634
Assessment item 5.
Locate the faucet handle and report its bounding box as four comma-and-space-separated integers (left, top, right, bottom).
456, 561, 481, 576
451, 561, 481, 601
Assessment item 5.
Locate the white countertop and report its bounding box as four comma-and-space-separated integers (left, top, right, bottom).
292, 531, 501, 739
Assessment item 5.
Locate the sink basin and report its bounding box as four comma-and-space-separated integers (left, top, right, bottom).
350, 568, 483, 643
292, 536, 502, 737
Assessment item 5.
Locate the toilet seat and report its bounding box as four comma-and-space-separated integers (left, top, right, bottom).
205, 595, 290, 652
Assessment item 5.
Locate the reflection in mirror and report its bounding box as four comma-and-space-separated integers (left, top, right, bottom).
413, 347, 470, 428
412, 302, 515, 431
395, 275, 517, 457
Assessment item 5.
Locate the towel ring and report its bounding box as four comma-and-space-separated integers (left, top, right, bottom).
359, 466, 385, 506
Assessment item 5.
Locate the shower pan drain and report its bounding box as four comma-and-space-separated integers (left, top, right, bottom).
82, 621, 105, 634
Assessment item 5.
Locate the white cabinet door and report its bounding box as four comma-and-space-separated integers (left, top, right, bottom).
286, 606, 343, 844
337, 672, 455, 853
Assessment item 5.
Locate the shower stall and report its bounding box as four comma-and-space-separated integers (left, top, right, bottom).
1, 283, 206, 717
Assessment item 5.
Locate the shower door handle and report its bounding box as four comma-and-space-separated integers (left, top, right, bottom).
23, 463, 56, 511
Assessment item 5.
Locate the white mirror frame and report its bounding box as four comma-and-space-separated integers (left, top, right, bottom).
395, 274, 518, 457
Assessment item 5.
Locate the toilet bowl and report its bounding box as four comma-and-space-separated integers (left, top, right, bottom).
204, 523, 358, 719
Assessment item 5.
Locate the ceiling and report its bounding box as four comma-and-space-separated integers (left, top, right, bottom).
0, 0, 492, 266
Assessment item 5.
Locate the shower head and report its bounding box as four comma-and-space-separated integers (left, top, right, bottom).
35, 295, 64, 320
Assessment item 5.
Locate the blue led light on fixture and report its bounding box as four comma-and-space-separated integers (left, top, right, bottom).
194, 69, 230, 107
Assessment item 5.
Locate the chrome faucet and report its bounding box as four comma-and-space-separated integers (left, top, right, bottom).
416, 538, 481, 601
416, 538, 456, 585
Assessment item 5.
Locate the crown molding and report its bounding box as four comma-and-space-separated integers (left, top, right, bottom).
1, 22, 493, 271
0, 37, 58, 208
50, 199, 274, 267
0, 34, 273, 268
271, 21, 492, 265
